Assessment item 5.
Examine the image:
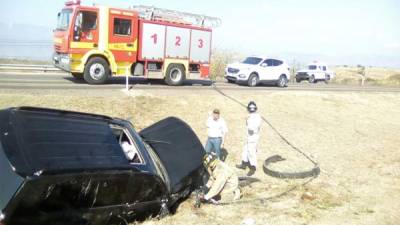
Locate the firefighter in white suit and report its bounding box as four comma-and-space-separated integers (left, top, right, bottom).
236, 101, 262, 176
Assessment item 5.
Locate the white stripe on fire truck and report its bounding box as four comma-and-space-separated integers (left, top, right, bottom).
98, 6, 109, 51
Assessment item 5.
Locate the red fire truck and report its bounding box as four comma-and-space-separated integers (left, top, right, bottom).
53, 1, 220, 85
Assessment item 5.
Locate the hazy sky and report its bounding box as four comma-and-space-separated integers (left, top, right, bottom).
0, 0, 399, 65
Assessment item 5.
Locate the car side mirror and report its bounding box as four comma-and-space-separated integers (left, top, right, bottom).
261, 63, 267, 67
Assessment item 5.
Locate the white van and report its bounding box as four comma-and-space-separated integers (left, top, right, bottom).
295, 62, 335, 83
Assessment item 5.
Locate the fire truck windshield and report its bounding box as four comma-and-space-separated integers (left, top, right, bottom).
57, 9, 72, 31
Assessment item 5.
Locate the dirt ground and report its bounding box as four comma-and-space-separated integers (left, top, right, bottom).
0, 88, 399, 225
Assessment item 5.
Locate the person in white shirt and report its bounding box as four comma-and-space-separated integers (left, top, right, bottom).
205, 109, 228, 159
236, 101, 262, 176
121, 141, 140, 163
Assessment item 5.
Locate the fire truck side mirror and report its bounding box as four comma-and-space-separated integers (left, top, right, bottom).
73, 25, 81, 41
73, 12, 83, 41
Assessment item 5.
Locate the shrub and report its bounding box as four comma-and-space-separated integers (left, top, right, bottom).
210, 48, 243, 80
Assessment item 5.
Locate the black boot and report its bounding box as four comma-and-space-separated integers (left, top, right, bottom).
236, 161, 247, 170
247, 166, 256, 176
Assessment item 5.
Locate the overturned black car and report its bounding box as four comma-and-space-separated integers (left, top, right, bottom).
0, 107, 206, 225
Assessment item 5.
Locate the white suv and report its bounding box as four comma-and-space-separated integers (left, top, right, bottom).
225, 56, 290, 87
295, 62, 335, 83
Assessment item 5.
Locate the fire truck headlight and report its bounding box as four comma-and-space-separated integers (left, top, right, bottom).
61, 57, 70, 64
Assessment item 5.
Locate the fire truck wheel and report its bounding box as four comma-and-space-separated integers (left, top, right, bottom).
84, 57, 110, 84
165, 64, 186, 86
71, 73, 83, 80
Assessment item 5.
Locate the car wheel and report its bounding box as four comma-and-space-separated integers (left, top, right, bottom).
247, 73, 259, 87
309, 75, 315, 83
324, 74, 330, 84
165, 64, 186, 86
296, 77, 301, 83
277, 75, 288, 88
71, 72, 83, 80
84, 57, 110, 84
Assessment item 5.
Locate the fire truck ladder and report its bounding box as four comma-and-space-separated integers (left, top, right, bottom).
132, 5, 221, 28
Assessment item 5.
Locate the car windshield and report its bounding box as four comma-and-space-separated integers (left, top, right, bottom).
308, 65, 317, 70
242, 57, 263, 65
56, 9, 72, 31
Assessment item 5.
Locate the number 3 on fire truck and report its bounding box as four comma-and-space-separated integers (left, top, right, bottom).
198, 39, 203, 48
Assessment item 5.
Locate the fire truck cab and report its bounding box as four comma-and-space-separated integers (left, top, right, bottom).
53, 0, 220, 85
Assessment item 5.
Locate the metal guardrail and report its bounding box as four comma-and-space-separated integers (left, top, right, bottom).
0, 64, 62, 72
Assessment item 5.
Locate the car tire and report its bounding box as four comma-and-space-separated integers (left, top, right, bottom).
165, 64, 186, 86
71, 72, 83, 80
296, 77, 301, 83
324, 74, 330, 84
309, 75, 315, 83
83, 57, 110, 84
247, 73, 259, 87
277, 75, 288, 88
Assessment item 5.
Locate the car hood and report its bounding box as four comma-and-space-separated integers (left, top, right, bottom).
139, 117, 205, 194
227, 62, 255, 70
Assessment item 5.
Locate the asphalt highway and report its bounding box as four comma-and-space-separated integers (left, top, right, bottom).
1, 72, 399, 92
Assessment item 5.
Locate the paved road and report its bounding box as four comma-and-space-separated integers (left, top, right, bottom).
1, 72, 400, 92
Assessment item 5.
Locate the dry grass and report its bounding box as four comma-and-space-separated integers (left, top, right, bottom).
332, 66, 400, 86
0, 89, 399, 225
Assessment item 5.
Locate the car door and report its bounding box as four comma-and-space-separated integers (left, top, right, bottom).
123, 172, 167, 219
315, 65, 324, 79
272, 59, 285, 80
258, 59, 275, 81
322, 65, 328, 78
6, 174, 98, 225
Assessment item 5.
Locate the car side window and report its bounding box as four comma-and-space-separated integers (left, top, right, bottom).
322, 66, 327, 71
273, 60, 283, 66
263, 59, 274, 67
110, 125, 145, 165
